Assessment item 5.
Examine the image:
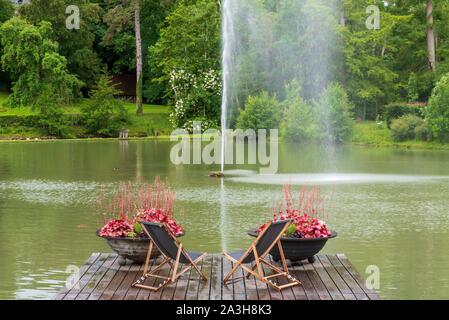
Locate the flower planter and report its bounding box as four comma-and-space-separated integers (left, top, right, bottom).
247, 230, 337, 264
97, 231, 184, 264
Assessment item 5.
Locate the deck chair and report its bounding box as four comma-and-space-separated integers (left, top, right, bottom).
132, 221, 207, 292
223, 220, 301, 291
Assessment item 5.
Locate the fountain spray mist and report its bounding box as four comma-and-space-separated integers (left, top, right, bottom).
220, 0, 234, 173
221, 0, 341, 172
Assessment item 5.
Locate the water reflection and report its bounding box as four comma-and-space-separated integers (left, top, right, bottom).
228, 173, 449, 185
0, 141, 449, 299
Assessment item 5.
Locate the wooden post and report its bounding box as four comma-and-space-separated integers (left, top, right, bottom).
119, 128, 129, 140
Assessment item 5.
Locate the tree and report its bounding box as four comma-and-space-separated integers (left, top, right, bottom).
315, 83, 354, 143
103, 0, 147, 115
280, 80, 318, 142
407, 73, 419, 102
426, 0, 436, 71
0, 0, 13, 24
134, 0, 143, 115
0, 17, 83, 107
19, 0, 103, 89
151, 0, 220, 84
236, 91, 281, 130
427, 73, 449, 141
81, 73, 128, 137
0, 0, 14, 88
343, 0, 407, 119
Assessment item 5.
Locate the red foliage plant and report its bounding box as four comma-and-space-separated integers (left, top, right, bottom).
258, 185, 331, 239
98, 177, 184, 238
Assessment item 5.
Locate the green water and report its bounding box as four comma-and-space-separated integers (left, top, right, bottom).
1, 140, 449, 299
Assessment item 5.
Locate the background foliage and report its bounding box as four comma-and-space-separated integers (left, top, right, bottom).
0, 0, 448, 142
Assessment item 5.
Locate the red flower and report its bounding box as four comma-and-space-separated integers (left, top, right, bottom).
258, 186, 332, 239
99, 219, 133, 238
135, 208, 184, 237
258, 207, 331, 239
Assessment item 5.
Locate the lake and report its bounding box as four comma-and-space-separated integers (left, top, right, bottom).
1, 140, 449, 299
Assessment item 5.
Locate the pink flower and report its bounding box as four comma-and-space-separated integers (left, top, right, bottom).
99, 219, 133, 238
135, 208, 184, 236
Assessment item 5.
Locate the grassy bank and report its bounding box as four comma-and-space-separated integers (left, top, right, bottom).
0, 92, 171, 139
2, 90, 449, 151
350, 121, 449, 150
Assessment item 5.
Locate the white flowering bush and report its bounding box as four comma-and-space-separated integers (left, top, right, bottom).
182, 117, 219, 134
168, 69, 221, 128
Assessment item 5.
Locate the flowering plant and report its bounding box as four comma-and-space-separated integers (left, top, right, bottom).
98, 178, 184, 238
135, 208, 184, 237
168, 68, 221, 128
258, 185, 331, 239
99, 219, 133, 238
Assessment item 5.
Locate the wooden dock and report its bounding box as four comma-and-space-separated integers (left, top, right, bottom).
54, 253, 380, 300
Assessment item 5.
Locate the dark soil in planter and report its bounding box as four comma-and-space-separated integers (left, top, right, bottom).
247, 230, 337, 264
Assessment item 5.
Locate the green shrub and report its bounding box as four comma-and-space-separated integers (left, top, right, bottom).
315, 83, 354, 143
407, 73, 419, 102
390, 114, 425, 142
35, 89, 69, 137
236, 91, 281, 130
0, 115, 40, 127
428, 73, 449, 142
81, 74, 128, 137
38, 105, 68, 137
280, 81, 318, 142
414, 122, 432, 142
384, 103, 426, 128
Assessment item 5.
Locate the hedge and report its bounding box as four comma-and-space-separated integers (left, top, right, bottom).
0, 114, 83, 128
384, 103, 427, 128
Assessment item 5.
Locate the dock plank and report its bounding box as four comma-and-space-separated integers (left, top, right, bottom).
318, 255, 356, 300
221, 255, 234, 300
63, 253, 110, 300
198, 255, 213, 300
88, 255, 121, 300
327, 255, 368, 300
173, 263, 192, 300
242, 263, 259, 300
185, 257, 204, 300
99, 261, 133, 300
209, 255, 222, 300
336, 254, 381, 300
135, 256, 161, 300
311, 257, 344, 300
55, 253, 380, 301
54, 253, 101, 300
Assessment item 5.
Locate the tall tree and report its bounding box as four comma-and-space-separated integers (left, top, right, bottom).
19, 0, 103, 89
103, 0, 144, 115
426, 0, 436, 71
0, 0, 14, 89
134, 0, 143, 115
343, 0, 408, 119
151, 0, 220, 80
0, 17, 83, 107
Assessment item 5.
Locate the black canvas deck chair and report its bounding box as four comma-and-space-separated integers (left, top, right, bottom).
132, 222, 207, 291
223, 220, 301, 291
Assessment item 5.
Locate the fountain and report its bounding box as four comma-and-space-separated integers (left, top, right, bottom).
219, 0, 340, 174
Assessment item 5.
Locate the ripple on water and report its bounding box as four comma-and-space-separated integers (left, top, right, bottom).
0, 180, 110, 205
227, 173, 449, 185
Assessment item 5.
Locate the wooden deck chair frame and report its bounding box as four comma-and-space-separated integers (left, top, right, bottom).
132, 223, 207, 292
223, 220, 301, 291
